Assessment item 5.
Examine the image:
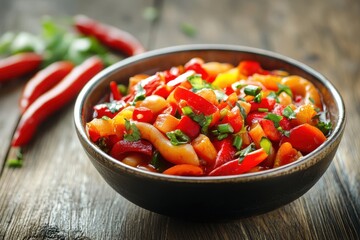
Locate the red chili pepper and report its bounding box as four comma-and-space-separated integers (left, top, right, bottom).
19, 61, 74, 113
238, 60, 269, 77
213, 137, 237, 169
110, 81, 122, 101
173, 87, 218, 115
176, 115, 200, 139
74, 15, 145, 56
208, 148, 268, 176
109, 139, 153, 160
11, 56, 104, 147
0, 53, 42, 83
281, 123, 326, 154
132, 107, 154, 123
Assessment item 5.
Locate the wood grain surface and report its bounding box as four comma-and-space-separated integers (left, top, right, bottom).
0, 0, 359, 239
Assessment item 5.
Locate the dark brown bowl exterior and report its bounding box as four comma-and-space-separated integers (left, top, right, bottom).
74, 45, 346, 218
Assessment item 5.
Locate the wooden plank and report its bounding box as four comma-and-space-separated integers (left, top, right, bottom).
0, 0, 359, 239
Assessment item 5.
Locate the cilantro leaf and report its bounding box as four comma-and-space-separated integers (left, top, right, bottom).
124, 119, 141, 141
236, 143, 256, 163
277, 83, 293, 97
133, 84, 146, 103
317, 121, 332, 136
283, 106, 296, 119
264, 113, 283, 128
166, 130, 190, 146
187, 75, 213, 91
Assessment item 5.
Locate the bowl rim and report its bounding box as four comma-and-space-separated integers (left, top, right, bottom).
74, 44, 346, 183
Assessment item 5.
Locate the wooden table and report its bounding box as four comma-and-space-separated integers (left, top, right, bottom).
0, 0, 359, 239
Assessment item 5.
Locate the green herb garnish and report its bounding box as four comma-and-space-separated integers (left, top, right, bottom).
264, 113, 283, 128
277, 83, 293, 97
236, 143, 256, 163
283, 106, 296, 119
166, 130, 190, 146
133, 84, 146, 103
317, 121, 332, 136
187, 75, 212, 91
124, 119, 141, 141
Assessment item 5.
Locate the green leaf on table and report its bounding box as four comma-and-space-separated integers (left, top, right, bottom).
10, 32, 44, 54
180, 22, 197, 37
143, 6, 159, 22
0, 32, 16, 55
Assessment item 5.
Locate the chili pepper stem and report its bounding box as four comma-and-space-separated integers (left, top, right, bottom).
5, 146, 23, 168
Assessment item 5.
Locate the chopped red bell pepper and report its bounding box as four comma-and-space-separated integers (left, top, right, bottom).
238, 61, 269, 77
246, 112, 268, 126
221, 106, 243, 133
259, 119, 281, 141
185, 59, 208, 80
93, 103, 117, 119
110, 81, 122, 100
250, 98, 276, 112
281, 123, 326, 153
142, 74, 164, 96
161, 102, 178, 116
152, 84, 171, 98
213, 137, 237, 169
110, 139, 153, 160
132, 107, 154, 123
163, 66, 183, 83
173, 87, 218, 115
176, 115, 200, 139
208, 148, 268, 176
93, 100, 125, 119
272, 104, 293, 130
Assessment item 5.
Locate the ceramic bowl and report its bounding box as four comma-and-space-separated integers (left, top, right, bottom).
74, 44, 346, 219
